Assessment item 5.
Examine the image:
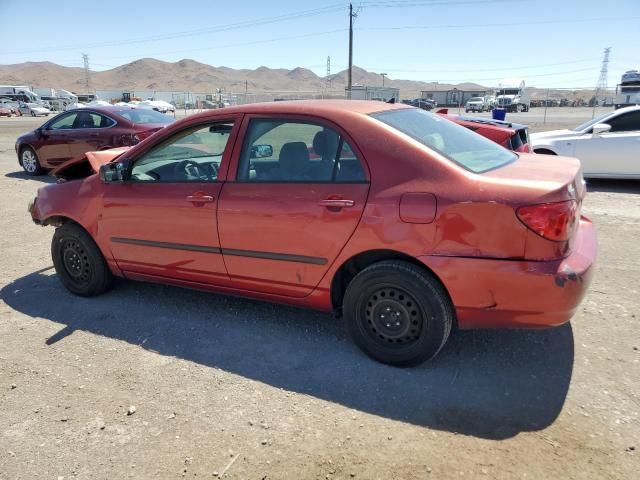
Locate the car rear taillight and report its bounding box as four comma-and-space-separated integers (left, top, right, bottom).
516, 200, 578, 242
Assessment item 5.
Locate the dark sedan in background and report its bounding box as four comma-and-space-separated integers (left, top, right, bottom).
15, 106, 174, 175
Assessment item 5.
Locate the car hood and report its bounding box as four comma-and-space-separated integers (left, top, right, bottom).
530, 129, 574, 141
51, 147, 131, 180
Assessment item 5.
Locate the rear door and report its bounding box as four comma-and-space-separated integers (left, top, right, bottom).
574, 110, 640, 176
67, 111, 116, 157
218, 115, 370, 297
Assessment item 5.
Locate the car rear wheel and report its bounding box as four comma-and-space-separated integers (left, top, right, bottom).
20, 147, 43, 176
343, 260, 454, 366
52, 223, 114, 297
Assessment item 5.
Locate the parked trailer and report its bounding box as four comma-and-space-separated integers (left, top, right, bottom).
614, 70, 640, 109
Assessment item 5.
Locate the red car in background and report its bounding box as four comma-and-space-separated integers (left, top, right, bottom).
28, 100, 595, 366
437, 108, 532, 153
15, 106, 174, 175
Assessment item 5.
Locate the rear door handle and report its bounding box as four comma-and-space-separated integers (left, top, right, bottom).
318, 198, 355, 208
186, 194, 215, 203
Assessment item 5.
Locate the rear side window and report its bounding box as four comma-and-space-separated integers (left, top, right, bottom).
117, 109, 173, 125
237, 119, 366, 183
371, 108, 517, 173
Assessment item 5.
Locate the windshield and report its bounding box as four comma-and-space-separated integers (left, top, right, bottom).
116, 108, 173, 125
573, 112, 612, 132
469, 97, 483, 102
371, 108, 516, 173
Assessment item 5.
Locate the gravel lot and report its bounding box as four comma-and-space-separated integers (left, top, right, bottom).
1, 110, 638, 479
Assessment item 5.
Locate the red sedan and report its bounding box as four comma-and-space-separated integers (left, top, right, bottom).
15, 106, 173, 175
29, 100, 596, 366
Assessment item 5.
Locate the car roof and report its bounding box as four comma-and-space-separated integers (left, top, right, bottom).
612, 105, 640, 114
195, 99, 410, 117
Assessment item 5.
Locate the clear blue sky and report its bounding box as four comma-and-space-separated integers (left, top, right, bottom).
0, 0, 638, 88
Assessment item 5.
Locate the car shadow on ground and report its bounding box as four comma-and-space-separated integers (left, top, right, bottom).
586, 179, 640, 194
1, 269, 574, 440
4, 171, 56, 183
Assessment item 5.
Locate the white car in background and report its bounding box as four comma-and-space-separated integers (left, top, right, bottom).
531, 105, 640, 179
465, 97, 487, 112
18, 102, 50, 117
137, 100, 175, 113
65, 102, 86, 111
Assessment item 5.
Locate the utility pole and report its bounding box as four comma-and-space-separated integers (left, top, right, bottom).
347, 3, 354, 99
82, 53, 92, 94
381, 72, 387, 87
592, 47, 611, 118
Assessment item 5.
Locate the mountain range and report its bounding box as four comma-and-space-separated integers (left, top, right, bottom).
0, 58, 486, 98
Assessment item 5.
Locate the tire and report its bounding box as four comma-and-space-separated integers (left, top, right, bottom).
343, 260, 454, 367
31, 111, 36, 117
20, 146, 44, 176
52, 223, 114, 297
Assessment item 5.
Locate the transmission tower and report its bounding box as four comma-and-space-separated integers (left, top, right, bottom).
326, 56, 331, 89
82, 53, 93, 93
592, 47, 611, 115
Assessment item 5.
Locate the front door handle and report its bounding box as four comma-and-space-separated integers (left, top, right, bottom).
318, 198, 355, 208
186, 193, 215, 203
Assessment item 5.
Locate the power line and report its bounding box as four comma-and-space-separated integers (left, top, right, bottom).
362, 16, 640, 31
0, 4, 346, 55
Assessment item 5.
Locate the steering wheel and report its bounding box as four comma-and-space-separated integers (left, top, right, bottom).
174, 159, 205, 181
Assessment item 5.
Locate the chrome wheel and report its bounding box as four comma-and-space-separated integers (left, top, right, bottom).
21, 149, 38, 173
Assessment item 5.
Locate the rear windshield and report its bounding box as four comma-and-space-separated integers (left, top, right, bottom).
116, 108, 174, 125
371, 108, 516, 173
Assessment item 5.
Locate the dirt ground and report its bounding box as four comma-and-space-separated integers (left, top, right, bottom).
0, 109, 638, 480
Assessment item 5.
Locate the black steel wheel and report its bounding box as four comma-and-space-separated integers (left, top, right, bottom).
344, 260, 454, 366
52, 223, 113, 296
363, 286, 423, 347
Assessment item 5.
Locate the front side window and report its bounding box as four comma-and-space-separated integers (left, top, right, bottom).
237, 119, 366, 183
606, 111, 640, 132
129, 123, 234, 182
48, 113, 77, 130
371, 108, 516, 174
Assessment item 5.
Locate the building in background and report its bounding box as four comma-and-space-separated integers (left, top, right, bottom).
420, 87, 488, 107
347, 85, 400, 102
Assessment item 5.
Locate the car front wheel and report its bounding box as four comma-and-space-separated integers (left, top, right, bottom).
343, 260, 454, 366
20, 147, 43, 176
52, 223, 114, 297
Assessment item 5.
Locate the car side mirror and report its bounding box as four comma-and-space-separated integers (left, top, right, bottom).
99, 162, 127, 183
592, 123, 611, 135
250, 144, 273, 159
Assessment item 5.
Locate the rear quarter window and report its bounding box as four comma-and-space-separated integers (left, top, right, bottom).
371, 108, 517, 173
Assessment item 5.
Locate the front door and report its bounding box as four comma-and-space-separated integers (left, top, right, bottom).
574, 110, 640, 176
38, 112, 78, 166
99, 119, 240, 286
218, 116, 370, 297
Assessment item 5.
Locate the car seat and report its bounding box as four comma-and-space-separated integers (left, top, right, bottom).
276, 142, 311, 181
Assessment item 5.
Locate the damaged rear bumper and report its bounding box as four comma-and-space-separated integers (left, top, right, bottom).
419, 216, 597, 329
